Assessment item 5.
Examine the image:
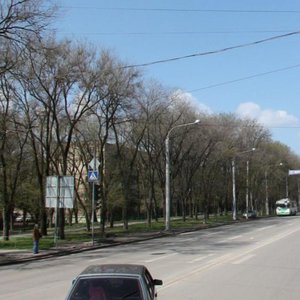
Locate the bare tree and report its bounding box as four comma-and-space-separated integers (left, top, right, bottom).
0, 70, 31, 240
0, 0, 56, 74
0, 0, 57, 239
17, 39, 99, 238
136, 83, 172, 226
92, 52, 142, 233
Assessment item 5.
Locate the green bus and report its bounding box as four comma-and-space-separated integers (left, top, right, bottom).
275, 198, 297, 216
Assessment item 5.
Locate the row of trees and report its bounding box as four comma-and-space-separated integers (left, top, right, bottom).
1, 1, 300, 241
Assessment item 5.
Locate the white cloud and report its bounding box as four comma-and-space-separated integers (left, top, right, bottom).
236, 102, 299, 127
173, 89, 213, 114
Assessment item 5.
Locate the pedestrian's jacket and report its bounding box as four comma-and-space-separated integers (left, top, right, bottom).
33, 228, 42, 241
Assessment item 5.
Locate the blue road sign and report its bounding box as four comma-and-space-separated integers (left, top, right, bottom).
88, 171, 99, 182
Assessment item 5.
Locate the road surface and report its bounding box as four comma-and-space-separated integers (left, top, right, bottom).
1, 216, 300, 299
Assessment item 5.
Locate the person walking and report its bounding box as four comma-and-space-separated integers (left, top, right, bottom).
32, 224, 42, 254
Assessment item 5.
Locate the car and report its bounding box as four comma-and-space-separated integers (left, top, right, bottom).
65, 264, 163, 300
242, 210, 257, 219
15, 213, 33, 223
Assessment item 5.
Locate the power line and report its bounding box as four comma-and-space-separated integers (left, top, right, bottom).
188, 63, 300, 92
201, 124, 300, 129
123, 31, 300, 68
57, 29, 295, 36
59, 6, 300, 13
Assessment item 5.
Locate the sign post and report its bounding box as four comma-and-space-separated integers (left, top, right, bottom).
45, 176, 74, 247
88, 157, 100, 245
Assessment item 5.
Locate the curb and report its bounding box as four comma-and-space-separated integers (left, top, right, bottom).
0, 231, 169, 266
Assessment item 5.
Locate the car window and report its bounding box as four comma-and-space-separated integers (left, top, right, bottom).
69, 277, 143, 300
110, 278, 143, 300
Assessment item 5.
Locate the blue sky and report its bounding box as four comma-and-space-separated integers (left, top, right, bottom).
55, 0, 300, 155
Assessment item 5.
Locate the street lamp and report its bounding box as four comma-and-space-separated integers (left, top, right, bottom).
265, 169, 270, 216
265, 162, 284, 216
279, 163, 289, 198
165, 119, 200, 231
245, 160, 250, 219
232, 147, 256, 221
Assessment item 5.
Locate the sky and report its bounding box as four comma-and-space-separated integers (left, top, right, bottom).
54, 0, 300, 155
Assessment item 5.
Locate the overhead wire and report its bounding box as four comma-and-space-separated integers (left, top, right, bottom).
58, 5, 300, 96
59, 6, 300, 13
188, 63, 300, 92
57, 29, 295, 36
58, 5, 300, 136
123, 30, 300, 68
57, 5, 300, 70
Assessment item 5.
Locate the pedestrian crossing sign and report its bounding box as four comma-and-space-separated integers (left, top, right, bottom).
88, 171, 99, 182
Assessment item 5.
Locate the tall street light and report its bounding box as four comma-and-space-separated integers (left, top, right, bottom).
245, 160, 250, 219
265, 162, 284, 216
232, 147, 256, 221
165, 119, 200, 231
279, 163, 289, 198
265, 169, 270, 216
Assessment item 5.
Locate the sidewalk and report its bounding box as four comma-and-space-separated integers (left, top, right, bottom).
0, 230, 170, 266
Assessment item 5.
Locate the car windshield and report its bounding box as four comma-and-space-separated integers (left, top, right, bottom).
69, 277, 143, 300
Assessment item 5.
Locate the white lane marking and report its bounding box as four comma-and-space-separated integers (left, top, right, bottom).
216, 235, 242, 243
227, 235, 242, 240
232, 254, 255, 265
181, 238, 196, 242
216, 240, 227, 244
144, 252, 178, 263
88, 257, 106, 263
216, 235, 242, 244
160, 253, 234, 290
190, 256, 206, 263
255, 225, 275, 232
189, 253, 215, 263
204, 231, 225, 236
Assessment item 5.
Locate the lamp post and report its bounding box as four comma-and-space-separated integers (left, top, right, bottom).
265, 162, 284, 216
265, 169, 269, 216
285, 175, 289, 198
279, 163, 289, 198
165, 119, 200, 231
232, 159, 237, 221
245, 160, 249, 219
232, 148, 256, 221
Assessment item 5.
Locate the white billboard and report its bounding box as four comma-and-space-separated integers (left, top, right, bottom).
45, 176, 74, 208
288, 170, 300, 176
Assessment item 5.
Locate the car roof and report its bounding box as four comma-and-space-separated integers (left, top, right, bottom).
79, 264, 147, 277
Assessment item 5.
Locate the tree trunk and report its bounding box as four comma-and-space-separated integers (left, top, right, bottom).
2, 207, 10, 241
58, 208, 65, 239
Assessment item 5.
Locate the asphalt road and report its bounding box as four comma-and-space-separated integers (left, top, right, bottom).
1, 216, 300, 300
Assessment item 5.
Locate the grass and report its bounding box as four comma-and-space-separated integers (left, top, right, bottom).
0, 236, 55, 250
0, 214, 236, 250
